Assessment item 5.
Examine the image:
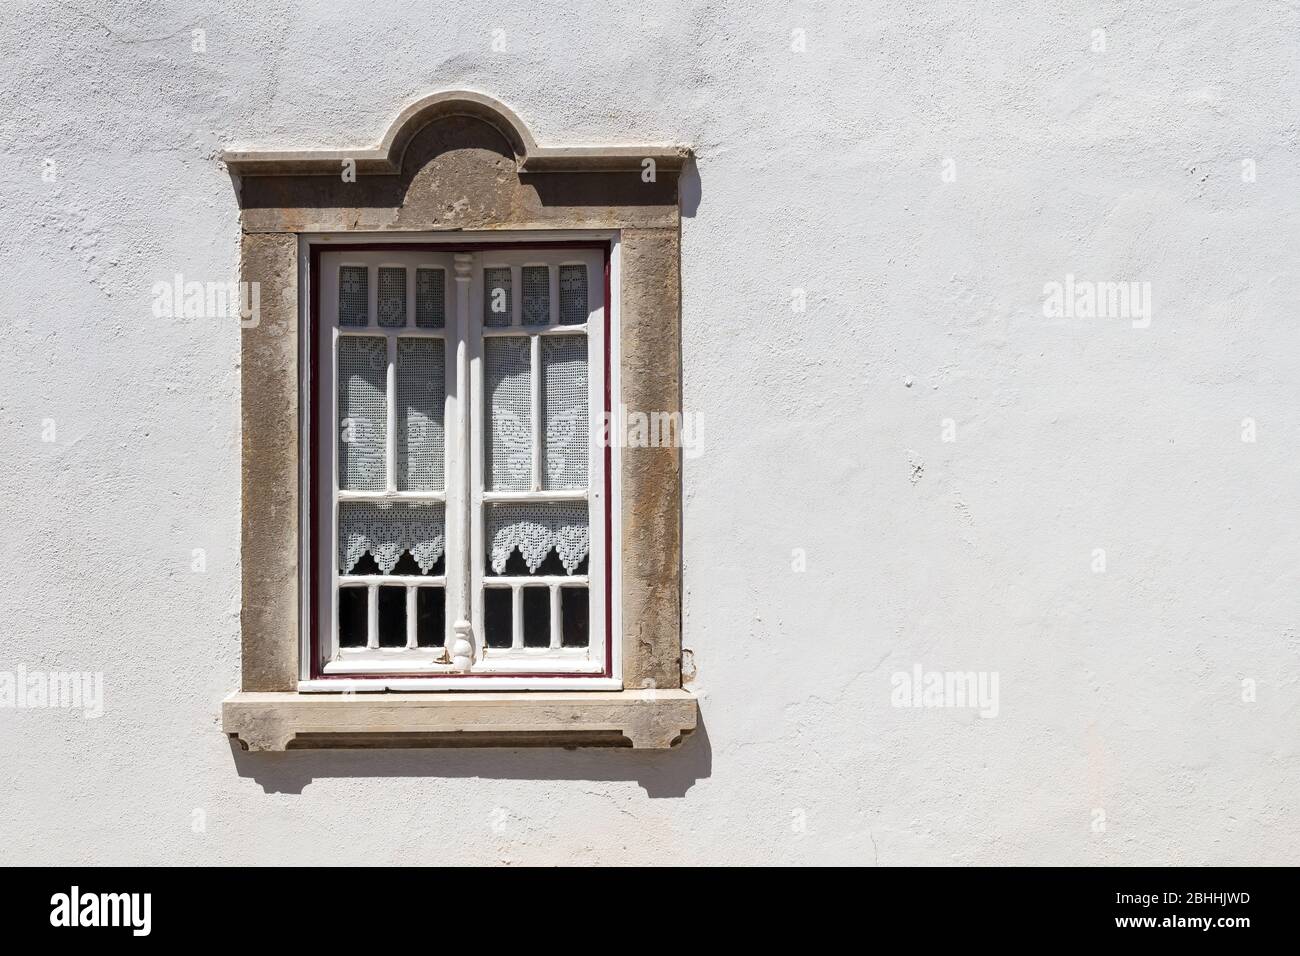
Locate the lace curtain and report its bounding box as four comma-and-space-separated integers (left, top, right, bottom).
396, 338, 445, 491
334, 260, 591, 582
338, 265, 368, 327
542, 336, 588, 489
484, 267, 512, 327
415, 267, 444, 328
484, 338, 532, 489
487, 504, 589, 574
485, 336, 589, 491
377, 266, 407, 327
339, 502, 446, 574
558, 264, 587, 325
337, 336, 387, 490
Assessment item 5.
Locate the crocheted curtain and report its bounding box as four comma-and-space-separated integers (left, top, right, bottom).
339, 502, 446, 574
484, 337, 531, 489
486, 504, 589, 574
542, 335, 588, 490
396, 338, 445, 491
337, 336, 387, 490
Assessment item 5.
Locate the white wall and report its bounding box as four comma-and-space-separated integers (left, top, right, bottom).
3, 0, 1297, 865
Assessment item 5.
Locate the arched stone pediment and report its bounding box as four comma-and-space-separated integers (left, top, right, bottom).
224, 90, 690, 233
222, 89, 688, 176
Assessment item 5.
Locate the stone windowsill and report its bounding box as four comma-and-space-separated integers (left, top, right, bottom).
222, 689, 697, 751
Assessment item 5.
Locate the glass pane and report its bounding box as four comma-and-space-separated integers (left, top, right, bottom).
542, 335, 588, 490
377, 266, 406, 327
415, 268, 445, 328
558, 264, 587, 325
484, 267, 512, 327
416, 588, 444, 648
339, 502, 445, 575
339, 265, 368, 327
561, 588, 589, 647
338, 586, 367, 647
522, 265, 549, 325
337, 336, 387, 490
484, 338, 531, 490
523, 588, 549, 647
377, 586, 406, 647
484, 588, 512, 648
392, 551, 442, 576
485, 503, 589, 575
396, 338, 445, 491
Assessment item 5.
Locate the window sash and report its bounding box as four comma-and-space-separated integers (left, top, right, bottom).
469, 251, 606, 668
313, 247, 607, 681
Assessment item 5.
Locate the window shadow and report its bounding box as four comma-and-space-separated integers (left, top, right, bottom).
679, 153, 701, 218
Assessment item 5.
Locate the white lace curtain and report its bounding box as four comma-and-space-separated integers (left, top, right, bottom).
482, 332, 590, 575
484, 336, 589, 492
339, 502, 446, 574
338, 502, 586, 577
334, 261, 591, 582
487, 505, 589, 574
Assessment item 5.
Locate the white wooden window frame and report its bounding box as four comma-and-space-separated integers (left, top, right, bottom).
299, 233, 621, 692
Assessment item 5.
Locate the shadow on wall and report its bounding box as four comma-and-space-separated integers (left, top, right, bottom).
679, 154, 701, 219
228, 712, 711, 799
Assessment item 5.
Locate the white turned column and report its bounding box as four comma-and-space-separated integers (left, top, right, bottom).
451, 253, 475, 671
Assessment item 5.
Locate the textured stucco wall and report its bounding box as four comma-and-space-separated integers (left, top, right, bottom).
2, 0, 1297, 865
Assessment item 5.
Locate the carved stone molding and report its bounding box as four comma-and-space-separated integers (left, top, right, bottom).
222, 89, 690, 177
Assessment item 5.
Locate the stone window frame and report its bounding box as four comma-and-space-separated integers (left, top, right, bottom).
220, 91, 695, 750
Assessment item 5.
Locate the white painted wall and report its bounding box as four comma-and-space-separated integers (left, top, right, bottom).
3, 1, 1297, 865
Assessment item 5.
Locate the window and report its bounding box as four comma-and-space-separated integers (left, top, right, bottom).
222, 91, 694, 748
311, 244, 609, 686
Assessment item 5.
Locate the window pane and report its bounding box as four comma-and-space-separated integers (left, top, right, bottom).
558, 264, 587, 325
392, 550, 442, 576
542, 335, 588, 490
339, 265, 368, 327
485, 503, 588, 575
415, 268, 445, 328
339, 502, 445, 575
377, 266, 407, 327
484, 337, 531, 490
337, 336, 387, 490
416, 588, 444, 648
377, 586, 406, 647
484, 588, 512, 648
523, 588, 549, 647
561, 588, 589, 647
396, 338, 445, 491
484, 267, 512, 327
522, 265, 549, 325
338, 586, 368, 648
531, 550, 588, 576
